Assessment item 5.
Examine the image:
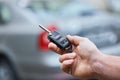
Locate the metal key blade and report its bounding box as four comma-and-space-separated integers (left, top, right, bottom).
39, 25, 51, 33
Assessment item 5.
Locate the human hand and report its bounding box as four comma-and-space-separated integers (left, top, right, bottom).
48, 35, 102, 79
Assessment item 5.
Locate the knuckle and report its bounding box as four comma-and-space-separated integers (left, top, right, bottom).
61, 63, 71, 74
61, 63, 65, 72
59, 54, 68, 63
84, 37, 89, 40
73, 36, 80, 39
59, 56, 63, 63
61, 63, 67, 73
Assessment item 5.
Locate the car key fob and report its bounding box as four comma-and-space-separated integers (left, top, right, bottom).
39, 25, 72, 52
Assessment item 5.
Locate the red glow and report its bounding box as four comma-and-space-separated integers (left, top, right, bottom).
38, 24, 58, 51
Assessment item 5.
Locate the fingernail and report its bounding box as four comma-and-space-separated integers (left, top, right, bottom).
68, 53, 75, 58
64, 60, 74, 65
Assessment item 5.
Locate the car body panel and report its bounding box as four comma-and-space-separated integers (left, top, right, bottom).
0, 1, 68, 80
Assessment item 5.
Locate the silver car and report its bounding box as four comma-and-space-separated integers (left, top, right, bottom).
0, 1, 76, 80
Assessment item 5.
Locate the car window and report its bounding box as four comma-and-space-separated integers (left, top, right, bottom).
21, 0, 97, 19
0, 3, 11, 24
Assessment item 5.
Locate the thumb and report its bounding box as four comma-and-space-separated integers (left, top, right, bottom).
67, 35, 82, 46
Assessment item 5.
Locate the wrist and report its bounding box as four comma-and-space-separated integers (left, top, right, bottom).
90, 51, 106, 79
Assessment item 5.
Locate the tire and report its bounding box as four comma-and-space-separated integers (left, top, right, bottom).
0, 58, 17, 80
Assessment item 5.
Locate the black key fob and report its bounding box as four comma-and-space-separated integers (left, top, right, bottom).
48, 30, 72, 51
39, 25, 72, 52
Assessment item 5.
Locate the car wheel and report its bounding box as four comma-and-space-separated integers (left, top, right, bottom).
0, 59, 17, 80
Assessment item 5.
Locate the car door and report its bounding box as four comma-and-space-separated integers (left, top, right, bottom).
0, 2, 43, 78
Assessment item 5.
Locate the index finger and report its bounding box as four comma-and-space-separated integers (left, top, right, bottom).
48, 42, 65, 55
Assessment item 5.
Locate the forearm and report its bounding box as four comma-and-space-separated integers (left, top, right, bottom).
92, 53, 120, 80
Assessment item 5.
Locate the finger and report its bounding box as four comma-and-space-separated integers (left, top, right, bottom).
67, 35, 83, 46
48, 42, 65, 55
59, 53, 76, 63
61, 59, 74, 74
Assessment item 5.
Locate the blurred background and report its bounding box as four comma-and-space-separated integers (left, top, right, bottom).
0, 0, 120, 80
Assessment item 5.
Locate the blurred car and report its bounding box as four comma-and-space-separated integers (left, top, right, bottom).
0, 0, 120, 80
0, 1, 75, 80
